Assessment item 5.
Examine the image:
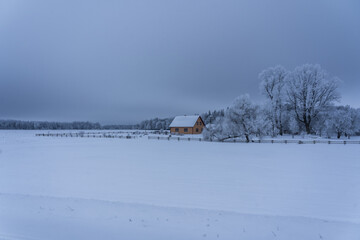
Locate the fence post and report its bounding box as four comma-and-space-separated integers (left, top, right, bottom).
344, 141, 346, 145
313, 140, 316, 144
285, 140, 287, 144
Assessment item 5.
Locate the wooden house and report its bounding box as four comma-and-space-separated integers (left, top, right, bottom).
169, 115, 205, 135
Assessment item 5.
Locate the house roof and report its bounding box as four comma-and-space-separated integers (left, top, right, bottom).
169, 115, 201, 127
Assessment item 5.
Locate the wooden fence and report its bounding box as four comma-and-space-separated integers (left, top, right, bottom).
35, 133, 137, 139
148, 136, 203, 142
35, 133, 360, 144
148, 136, 360, 144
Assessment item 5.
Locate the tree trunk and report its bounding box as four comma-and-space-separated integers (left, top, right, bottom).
279, 122, 283, 136
279, 108, 283, 136
305, 122, 311, 134
337, 132, 341, 139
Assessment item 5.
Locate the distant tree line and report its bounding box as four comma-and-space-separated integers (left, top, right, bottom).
0, 120, 143, 130
137, 117, 173, 130
0, 120, 102, 130
204, 64, 360, 141
102, 124, 137, 130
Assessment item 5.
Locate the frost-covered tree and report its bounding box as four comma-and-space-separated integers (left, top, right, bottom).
259, 65, 287, 136
325, 106, 360, 139
286, 64, 340, 134
225, 95, 258, 142
204, 95, 269, 142
355, 109, 360, 136
254, 105, 273, 138
202, 117, 227, 141
288, 115, 300, 136
311, 111, 330, 137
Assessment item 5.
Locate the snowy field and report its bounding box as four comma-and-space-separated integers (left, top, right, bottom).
1, 130, 360, 239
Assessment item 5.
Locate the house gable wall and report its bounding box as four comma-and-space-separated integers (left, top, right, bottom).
170, 116, 205, 135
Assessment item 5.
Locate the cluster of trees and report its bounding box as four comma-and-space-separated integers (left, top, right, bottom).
137, 118, 174, 130
204, 64, 360, 141
102, 124, 137, 130
0, 120, 101, 130
201, 110, 225, 125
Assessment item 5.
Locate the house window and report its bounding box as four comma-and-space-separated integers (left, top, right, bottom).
199, 122, 202, 125
184, 128, 188, 132
175, 128, 179, 132
196, 128, 199, 132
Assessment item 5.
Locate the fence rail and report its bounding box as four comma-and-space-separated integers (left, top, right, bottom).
148, 136, 203, 142
35, 133, 360, 144
148, 136, 360, 144
35, 133, 137, 139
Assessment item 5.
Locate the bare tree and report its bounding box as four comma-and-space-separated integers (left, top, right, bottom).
286, 64, 340, 134
259, 65, 287, 136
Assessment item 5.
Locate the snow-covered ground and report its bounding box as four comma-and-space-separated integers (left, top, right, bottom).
0, 130, 360, 239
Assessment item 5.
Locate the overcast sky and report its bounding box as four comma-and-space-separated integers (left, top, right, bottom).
0, 0, 359, 124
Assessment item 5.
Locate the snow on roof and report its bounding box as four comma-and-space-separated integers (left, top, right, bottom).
169, 115, 200, 127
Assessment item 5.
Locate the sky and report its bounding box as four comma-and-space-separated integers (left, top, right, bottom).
0, 0, 359, 124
